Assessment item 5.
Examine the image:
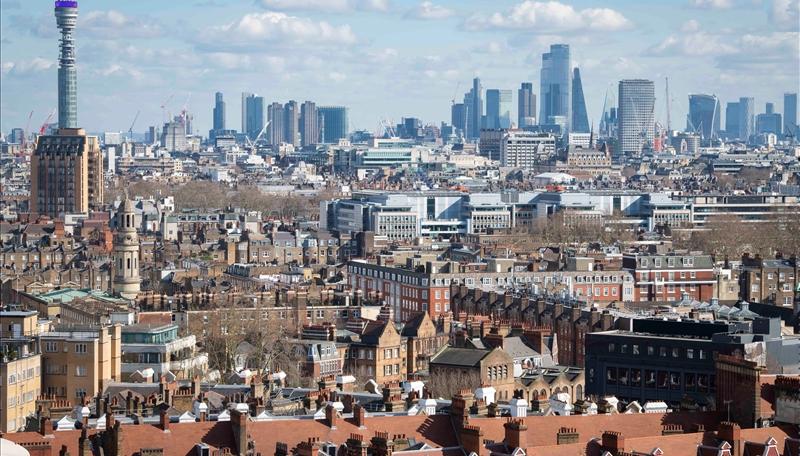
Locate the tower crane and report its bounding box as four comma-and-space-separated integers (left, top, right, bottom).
21, 110, 34, 149
39, 109, 56, 136
128, 110, 140, 142
160, 94, 174, 122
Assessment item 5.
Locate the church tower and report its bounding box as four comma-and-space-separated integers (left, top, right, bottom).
113, 198, 140, 300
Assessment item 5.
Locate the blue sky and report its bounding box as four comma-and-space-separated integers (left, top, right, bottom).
1, 0, 798, 135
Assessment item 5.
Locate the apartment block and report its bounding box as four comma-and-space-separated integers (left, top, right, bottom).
1, 310, 41, 433
623, 252, 715, 302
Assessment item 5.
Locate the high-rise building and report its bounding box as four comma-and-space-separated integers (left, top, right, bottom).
500, 131, 557, 168
241, 92, 251, 133
725, 102, 740, 140
243, 93, 265, 140
55, 0, 78, 129
784, 92, 798, 136
571, 68, 589, 133
451, 103, 466, 133
31, 2, 103, 217
284, 100, 300, 147
466, 77, 483, 140
756, 102, 782, 135
267, 102, 284, 147
318, 106, 349, 143
213, 92, 225, 131
738, 97, 755, 142
160, 120, 186, 151
617, 79, 655, 156
485, 89, 512, 129
31, 129, 103, 216
518, 82, 536, 128
9, 127, 25, 144
113, 198, 141, 300
540, 44, 571, 130
300, 101, 319, 146
687, 94, 720, 140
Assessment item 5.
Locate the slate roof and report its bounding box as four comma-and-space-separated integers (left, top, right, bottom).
430, 347, 490, 367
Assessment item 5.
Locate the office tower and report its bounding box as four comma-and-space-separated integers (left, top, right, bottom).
300, 101, 318, 146
687, 94, 720, 139
267, 102, 284, 147
213, 92, 225, 131
571, 68, 589, 133
160, 120, 186, 151
243, 93, 265, 140
500, 131, 556, 167
401, 117, 422, 138
113, 198, 141, 300
725, 102, 740, 139
617, 79, 655, 156
756, 102, 782, 135
318, 106, 349, 143
738, 97, 755, 142
485, 89, 512, 129
283, 100, 299, 147
518, 82, 536, 128
30, 1, 103, 217
451, 103, 466, 132
784, 93, 797, 136
466, 77, 483, 139
146, 126, 156, 144
10, 128, 25, 144
55, 0, 78, 129
241, 92, 251, 133
540, 44, 571, 129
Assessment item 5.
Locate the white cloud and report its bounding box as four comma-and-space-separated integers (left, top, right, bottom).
210, 12, 357, 47
258, 0, 389, 13
465, 1, 631, 32
649, 28, 738, 56
405, 2, 454, 20
688, 0, 734, 9
769, 0, 800, 30
82, 10, 163, 38
1, 57, 54, 76
328, 71, 347, 82
681, 19, 701, 32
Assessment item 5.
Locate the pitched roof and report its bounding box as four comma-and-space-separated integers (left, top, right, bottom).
430, 347, 490, 367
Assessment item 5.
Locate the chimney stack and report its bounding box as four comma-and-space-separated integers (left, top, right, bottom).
601, 431, 625, 456
159, 410, 170, 432
504, 418, 528, 450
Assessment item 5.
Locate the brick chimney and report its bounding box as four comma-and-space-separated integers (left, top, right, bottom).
717, 421, 742, 456
275, 442, 289, 456
231, 408, 249, 456
346, 433, 368, 456
556, 427, 579, 445
601, 431, 625, 455
39, 416, 52, 436
460, 424, 487, 456
504, 418, 528, 450
370, 431, 394, 456
353, 403, 367, 428
159, 410, 170, 432
295, 437, 321, 456
325, 404, 338, 429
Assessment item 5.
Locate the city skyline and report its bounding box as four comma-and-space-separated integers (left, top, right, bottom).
1, 0, 798, 135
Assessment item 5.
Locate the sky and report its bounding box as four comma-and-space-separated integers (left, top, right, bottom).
1, 0, 798, 136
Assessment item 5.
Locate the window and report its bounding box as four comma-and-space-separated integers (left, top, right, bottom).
75, 343, 87, 354
45, 341, 58, 352
647, 346, 654, 356
75, 388, 87, 399
659, 347, 667, 357
672, 348, 679, 358
608, 343, 615, 353
75, 365, 87, 377
632, 345, 639, 355
686, 348, 694, 359
699, 349, 706, 360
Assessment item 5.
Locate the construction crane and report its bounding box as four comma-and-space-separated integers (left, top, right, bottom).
128, 110, 140, 142
21, 110, 34, 149
450, 81, 461, 106
179, 93, 192, 126
244, 120, 270, 148
160, 94, 174, 122
38, 109, 56, 136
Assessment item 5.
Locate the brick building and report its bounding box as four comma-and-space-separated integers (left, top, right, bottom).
740, 254, 798, 307
623, 252, 715, 302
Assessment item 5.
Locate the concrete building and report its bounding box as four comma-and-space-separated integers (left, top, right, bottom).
0, 310, 42, 433
318, 106, 349, 144
618, 79, 655, 156
283, 100, 300, 147
40, 324, 121, 406
30, 128, 104, 216
120, 323, 208, 381
756, 103, 782, 136
300, 100, 319, 146
160, 120, 186, 152
500, 131, 556, 168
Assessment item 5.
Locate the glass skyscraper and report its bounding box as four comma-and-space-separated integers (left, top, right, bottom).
465, 77, 483, 140
725, 102, 740, 140
485, 89, 512, 129
243, 94, 265, 140
318, 106, 349, 143
571, 68, 589, 133
213, 92, 225, 131
518, 82, 536, 128
540, 44, 571, 130
618, 79, 655, 155
738, 97, 755, 142
785, 93, 798, 136
687, 94, 720, 139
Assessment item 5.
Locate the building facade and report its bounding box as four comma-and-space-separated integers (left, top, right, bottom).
518, 82, 536, 128
623, 253, 715, 302
618, 79, 655, 156
540, 44, 571, 129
